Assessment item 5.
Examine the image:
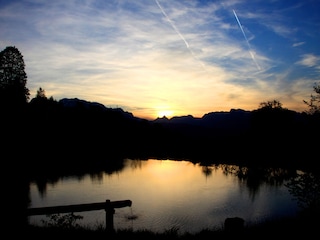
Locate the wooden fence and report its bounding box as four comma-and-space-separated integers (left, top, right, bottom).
26, 199, 132, 233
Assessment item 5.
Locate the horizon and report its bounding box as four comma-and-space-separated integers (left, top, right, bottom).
1, 0, 319, 119
55, 97, 305, 121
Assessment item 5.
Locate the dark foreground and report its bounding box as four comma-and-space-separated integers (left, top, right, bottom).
21, 213, 318, 240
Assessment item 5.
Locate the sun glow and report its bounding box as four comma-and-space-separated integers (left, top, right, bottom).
145, 159, 196, 181
157, 109, 174, 118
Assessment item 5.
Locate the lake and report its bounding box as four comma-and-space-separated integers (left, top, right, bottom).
28, 158, 299, 234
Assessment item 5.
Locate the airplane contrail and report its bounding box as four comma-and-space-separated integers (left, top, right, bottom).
233, 9, 261, 71
155, 0, 207, 72
155, 0, 189, 48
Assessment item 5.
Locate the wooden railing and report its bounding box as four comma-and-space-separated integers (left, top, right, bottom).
26, 199, 132, 233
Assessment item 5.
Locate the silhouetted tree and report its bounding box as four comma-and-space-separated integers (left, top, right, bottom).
0, 47, 31, 233
285, 171, 320, 216
30, 87, 60, 107
248, 99, 303, 163
1, 46, 30, 160
30, 87, 50, 107
303, 82, 320, 115
29, 87, 60, 126
0, 46, 30, 108
258, 99, 285, 110
253, 99, 293, 129
36, 87, 47, 99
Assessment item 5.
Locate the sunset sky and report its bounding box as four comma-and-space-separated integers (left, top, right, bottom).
1, 0, 319, 120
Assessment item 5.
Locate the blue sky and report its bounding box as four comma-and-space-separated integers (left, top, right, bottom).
1, 0, 319, 119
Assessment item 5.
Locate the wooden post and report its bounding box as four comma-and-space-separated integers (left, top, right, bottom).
105, 199, 115, 234
26, 199, 132, 233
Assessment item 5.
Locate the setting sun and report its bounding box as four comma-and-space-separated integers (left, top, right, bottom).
2, 0, 318, 120
157, 109, 174, 118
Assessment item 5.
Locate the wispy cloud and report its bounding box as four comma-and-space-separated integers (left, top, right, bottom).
0, 0, 318, 118
296, 54, 320, 68
292, 42, 305, 47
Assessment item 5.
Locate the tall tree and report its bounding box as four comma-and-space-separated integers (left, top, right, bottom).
303, 82, 320, 115
0, 47, 31, 232
0, 46, 30, 108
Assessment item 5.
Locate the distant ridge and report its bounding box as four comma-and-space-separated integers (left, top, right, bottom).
59, 97, 136, 120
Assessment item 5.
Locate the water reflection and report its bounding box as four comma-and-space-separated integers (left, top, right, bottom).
29, 159, 300, 234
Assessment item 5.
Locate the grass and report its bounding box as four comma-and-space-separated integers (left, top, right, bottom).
21, 212, 318, 240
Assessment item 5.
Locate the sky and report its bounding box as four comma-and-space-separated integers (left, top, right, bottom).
1, 0, 319, 120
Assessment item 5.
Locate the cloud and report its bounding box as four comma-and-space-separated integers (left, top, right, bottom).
233, 7, 297, 39
296, 54, 320, 68
1, 0, 318, 118
292, 42, 305, 47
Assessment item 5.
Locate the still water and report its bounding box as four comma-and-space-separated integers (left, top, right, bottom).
28, 159, 299, 234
